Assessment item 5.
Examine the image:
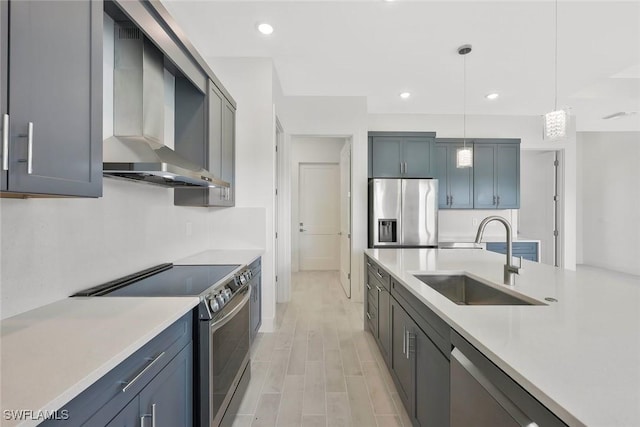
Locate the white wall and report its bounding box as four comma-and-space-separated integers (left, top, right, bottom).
0, 181, 214, 319
202, 57, 277, 330
279, 96, 369, 302
368, 113, 578, 269
577, 132, 640, 276
290, 137, 346, 272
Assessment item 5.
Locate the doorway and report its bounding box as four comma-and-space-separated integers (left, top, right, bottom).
298, 163, 340, 270
290, 136, 352, 297
519, 150, 561, 266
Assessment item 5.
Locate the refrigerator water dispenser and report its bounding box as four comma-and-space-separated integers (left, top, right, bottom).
378, 219, 397, 243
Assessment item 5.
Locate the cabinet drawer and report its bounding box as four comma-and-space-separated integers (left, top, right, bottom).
43, 313, 193, 427
365, 256, 390, 289
367, 288, 378, 310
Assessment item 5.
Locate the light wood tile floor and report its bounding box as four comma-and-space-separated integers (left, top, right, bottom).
233, 271, 412, 427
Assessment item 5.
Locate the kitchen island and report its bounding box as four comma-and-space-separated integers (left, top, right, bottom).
365, 248, 640, 427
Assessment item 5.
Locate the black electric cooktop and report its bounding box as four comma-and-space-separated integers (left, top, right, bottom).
74, 264, 240, 297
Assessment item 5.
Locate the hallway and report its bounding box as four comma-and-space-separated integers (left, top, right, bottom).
233, 271, 411, 427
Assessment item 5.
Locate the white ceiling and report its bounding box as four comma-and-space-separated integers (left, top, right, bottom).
162, 0, 640, 131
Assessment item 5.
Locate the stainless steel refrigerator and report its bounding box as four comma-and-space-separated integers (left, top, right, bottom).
369, 178, 438, 248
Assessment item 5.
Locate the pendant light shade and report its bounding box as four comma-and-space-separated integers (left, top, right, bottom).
456, 44, 472, 169
544, 0, 567, 140
456, 147, 473, 168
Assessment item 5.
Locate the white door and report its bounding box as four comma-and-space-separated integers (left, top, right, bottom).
339, 143, 351, 297
299, 163, 340, 270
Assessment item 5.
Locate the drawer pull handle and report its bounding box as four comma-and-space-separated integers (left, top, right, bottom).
2, 114, 8, 171
375, 271, 383, 279
122, 352, 165, 393
366, 312, 372, 320
366, 262, 371, 267
366, 283, 371, 290
376, 285, 382, 292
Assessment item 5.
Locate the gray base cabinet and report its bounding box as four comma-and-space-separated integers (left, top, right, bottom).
390, 296, 449, 427
42, 314, 193, 427
1, 0, 102, 197
365, 257, 391, 364
486, 241, 539, 262
249, 258, 262, 343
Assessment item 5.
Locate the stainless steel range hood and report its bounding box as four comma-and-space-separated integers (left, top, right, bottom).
103, 22, 228, 189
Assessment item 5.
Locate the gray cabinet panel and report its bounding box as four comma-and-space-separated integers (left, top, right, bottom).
103, 398, 139, 427
390, 297, 413, 411
377, 285, 391, 364
6, 0, 102, 197
473, 144, 496, 208
496, 144, 520, 208
139, 343, 193, 427
371, 137, 402, 177
0, 1, 7, 191
434, 141, 473, 209
403, 137, 432, 178
221, 99, 235, 205
250, 271, 262, 342
447, 146, 473, 209
432, 145, 448, 208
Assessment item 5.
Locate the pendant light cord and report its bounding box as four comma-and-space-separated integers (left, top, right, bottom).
554, 0, 558, 111
463, 52, 467, 149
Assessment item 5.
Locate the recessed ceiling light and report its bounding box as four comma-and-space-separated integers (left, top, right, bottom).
400, 92, 411, 99
485, 93, 499, 100
257, 23, 274, 35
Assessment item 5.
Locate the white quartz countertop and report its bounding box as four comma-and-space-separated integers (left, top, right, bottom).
0, 297, 199, 427
174, 249, 263, 266
365, 248, 640, 427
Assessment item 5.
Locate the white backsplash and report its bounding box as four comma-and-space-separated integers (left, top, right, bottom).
438, 209, 519, 242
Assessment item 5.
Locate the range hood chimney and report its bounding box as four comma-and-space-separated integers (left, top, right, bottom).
103, 22, 228, 189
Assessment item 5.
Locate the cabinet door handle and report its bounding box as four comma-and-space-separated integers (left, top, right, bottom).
405, 329, 411, 359
2, 114, 8, 171
493, 195, 496, 205
152, 403, 157, 427
497, 195, 500, 206
26, 122, 34, 174
404, 162, 408, 174
366, 312, 372, 320
450, 195, 454, 206
376, 285, 382, 292
402, 325, 406, 355
121, 352, 165, 393
366, 283, 371, 290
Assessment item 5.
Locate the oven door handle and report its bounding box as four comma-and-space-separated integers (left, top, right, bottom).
210, 286, 251, 333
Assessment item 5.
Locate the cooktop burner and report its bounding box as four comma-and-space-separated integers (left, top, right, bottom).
75, 264, 240, 297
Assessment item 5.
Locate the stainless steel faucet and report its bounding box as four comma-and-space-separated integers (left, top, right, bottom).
474, 216, 521, 286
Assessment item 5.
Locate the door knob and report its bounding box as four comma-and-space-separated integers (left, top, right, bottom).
299, 228, 306, 232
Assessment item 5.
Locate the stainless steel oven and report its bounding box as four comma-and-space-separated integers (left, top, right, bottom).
74, 263, 254, 427
200, 284, 251, 427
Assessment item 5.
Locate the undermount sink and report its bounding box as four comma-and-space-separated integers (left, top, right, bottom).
414, 274, 544, 306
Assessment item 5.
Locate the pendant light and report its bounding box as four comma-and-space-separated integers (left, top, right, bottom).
544, 0, 568, 140
456, 44, 473, 168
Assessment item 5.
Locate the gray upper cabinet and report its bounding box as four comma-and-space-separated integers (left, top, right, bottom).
473, 140, 520, 209
1, 0, 102, 197
175, 80, 235, 207
433, 140, 473, 209
369, 132, 435, 178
